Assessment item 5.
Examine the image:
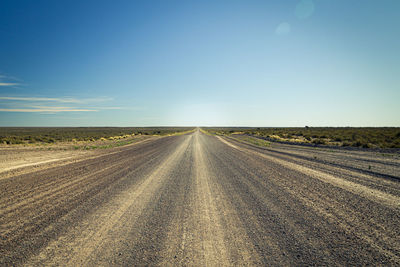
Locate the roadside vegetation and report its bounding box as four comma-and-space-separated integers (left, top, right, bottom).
202, 127, 400, 149
0, 127, 194, 145
230, 135, 271, 148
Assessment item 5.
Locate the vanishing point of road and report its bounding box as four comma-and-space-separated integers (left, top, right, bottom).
1, 129, 399, 266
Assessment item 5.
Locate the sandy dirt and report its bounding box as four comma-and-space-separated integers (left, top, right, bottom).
0, 136, 152, 179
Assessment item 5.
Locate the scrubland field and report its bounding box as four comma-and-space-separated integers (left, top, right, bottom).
1, 128, 399, 266
0, 127, 194, 144
203, 127, 400, 149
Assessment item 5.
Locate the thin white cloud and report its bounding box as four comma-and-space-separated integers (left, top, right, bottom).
0, 73, 22, 86
0, 74, 21, 81
0, 96, 113, 103
0, 96, 126, 113
80, 97, 114, 103
97, 107, 124, 110
0, 107, 97, 112
0, 83, 19, 86
0, 96, 77, 102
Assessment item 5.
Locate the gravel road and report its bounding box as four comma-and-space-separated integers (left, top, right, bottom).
1, 129, 399, 266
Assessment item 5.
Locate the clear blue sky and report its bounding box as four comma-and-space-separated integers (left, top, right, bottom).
0, 0, 399, 126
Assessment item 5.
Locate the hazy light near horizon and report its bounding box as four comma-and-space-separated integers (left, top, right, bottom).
168, 103, 229, 126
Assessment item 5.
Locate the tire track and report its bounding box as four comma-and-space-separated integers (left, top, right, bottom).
24, 135, 192, 266
214, 135, 400, 265
217, 136, 400, 209
0, 135, 184, 266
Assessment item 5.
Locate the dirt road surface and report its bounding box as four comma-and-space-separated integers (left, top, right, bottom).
1, 129, 399, 266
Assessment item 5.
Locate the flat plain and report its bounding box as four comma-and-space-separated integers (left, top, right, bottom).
0, 128, 399, 266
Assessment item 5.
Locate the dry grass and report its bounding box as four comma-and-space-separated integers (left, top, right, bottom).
202, 127, 400, 149
0, 127, 195, 145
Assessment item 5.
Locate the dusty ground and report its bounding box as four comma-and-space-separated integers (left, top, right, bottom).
0, 129, 399, 266
0, 147, 89, 175
0, 135, 151, 179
